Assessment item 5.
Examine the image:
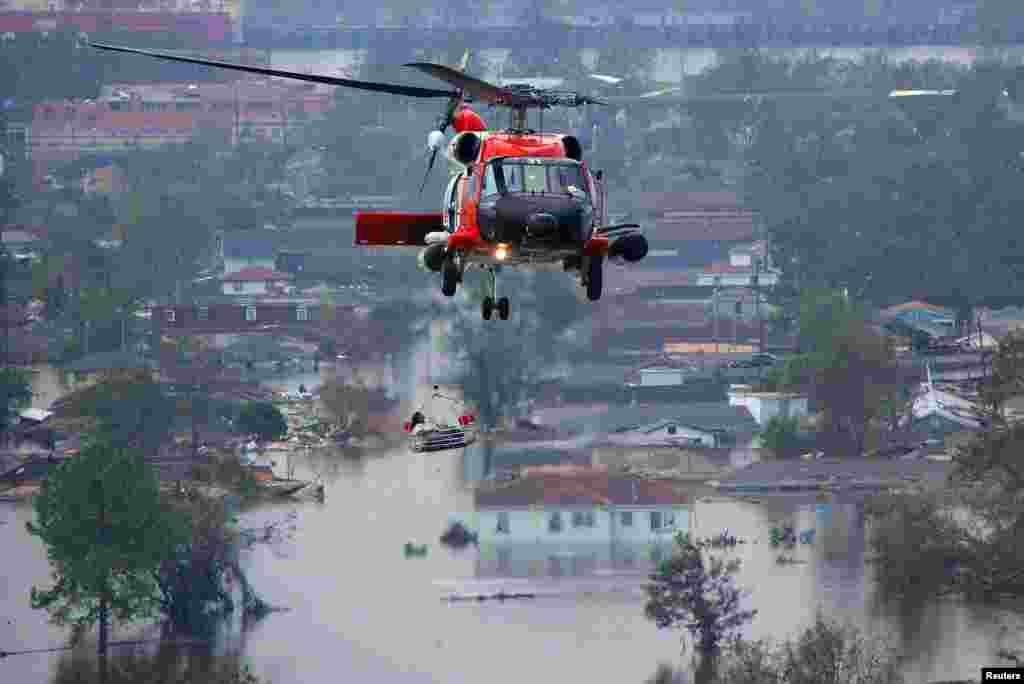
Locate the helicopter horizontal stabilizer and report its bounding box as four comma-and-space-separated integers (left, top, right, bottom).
354, 212, 445, 246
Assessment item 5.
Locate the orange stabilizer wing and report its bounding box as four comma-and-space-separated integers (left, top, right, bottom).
354, 212, 444, 246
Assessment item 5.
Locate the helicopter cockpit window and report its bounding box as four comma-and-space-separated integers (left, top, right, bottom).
487, 158, 590, 197
481, 163, 499, 198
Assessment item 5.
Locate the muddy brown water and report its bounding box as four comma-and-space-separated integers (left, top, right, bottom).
2, 441, 1021, 684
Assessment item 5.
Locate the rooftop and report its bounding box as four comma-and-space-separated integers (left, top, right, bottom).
221, 267, 294, 282
475, 468, 689, 508
562, 402, 758, 436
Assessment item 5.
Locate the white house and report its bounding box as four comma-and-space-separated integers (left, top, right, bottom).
697, 264, 780, 288
728, 385, 809, 427
635, 367, 687, 387
221, 267, 293, 296
216, 231, 279, 276
471, 466, 690, 577
908, 366, 984, 437
604, 418, 718, 447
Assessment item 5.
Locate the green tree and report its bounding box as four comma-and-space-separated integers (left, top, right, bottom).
56, 370, 176, 454
645, 532, 757, 671
0, 367, 34, 443
237, 401, 288, 442
715, 611, 903, 684
759, 416, 802, 459
27, 440, 191, 656
442, 271, 585, 429
786, 289, 899, 457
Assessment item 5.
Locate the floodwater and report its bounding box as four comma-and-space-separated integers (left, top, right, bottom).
3, 440, 1022, 684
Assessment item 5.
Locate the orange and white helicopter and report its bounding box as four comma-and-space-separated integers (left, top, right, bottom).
89, 42, 650, 321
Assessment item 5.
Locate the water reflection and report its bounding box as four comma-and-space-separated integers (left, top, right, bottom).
50, 639, 252, 684
0, 444, 1018, 684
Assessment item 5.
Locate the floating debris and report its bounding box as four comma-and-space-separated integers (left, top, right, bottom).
444, 592, 536, 603
404, 542, 428, 558
769, 526, 815, 547
440, 521, 478, 549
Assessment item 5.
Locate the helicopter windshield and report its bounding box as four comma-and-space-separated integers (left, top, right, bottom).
482, 158, 589, 198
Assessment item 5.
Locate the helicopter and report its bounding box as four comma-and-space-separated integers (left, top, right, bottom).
88, 41, 651, 321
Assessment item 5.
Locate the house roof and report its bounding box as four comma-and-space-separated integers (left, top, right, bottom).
2, 228, 46, 244
635, 191, 745, 213
222, 232, 280, 259
653, 217, 758, 243
563, 402, 758, 436
62, 350, 155, 373
19, 408, 53, 423
475, 469, 689, 508
222, 267, 294, 282
880, 301, 954, 318
1, 458, 61, 485
703, 262, 761, 274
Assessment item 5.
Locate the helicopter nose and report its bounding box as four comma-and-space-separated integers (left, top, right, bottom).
526, 212, 558, 237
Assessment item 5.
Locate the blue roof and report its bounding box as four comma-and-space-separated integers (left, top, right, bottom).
222, 232, 280, 259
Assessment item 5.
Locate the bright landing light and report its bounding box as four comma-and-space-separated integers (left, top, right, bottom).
495, 244, 509, 261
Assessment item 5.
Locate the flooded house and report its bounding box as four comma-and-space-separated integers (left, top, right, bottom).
472, 466, 691, 577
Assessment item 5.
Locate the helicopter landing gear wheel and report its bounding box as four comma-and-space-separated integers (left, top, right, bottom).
586, 256, 603, 301
441, 256, 459, 297
483, 266, 509, 321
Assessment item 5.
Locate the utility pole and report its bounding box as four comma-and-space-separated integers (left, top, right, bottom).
1, 247, 8, 368
755, 257, 764, 354
713, 276, 720, 353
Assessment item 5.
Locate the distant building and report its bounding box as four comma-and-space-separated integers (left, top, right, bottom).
152, 300, 327, 335
27, 79, 335, 178
727, 385, 809, 427
217, 231, 279, 275
80, 164, 127, 195
220, 266, 293, 296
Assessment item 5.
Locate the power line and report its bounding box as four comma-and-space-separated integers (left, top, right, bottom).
0, 637, 210, 660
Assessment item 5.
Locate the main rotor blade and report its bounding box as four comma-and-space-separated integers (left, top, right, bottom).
419, 148, 439, 196
603, 88, 958, 105
89, 41, 458, 99
404, 61, 538, 107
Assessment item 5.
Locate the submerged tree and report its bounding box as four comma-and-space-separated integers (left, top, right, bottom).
155, 494, 275, 638
644, 532, 757, 668
236, 402, 287, 442
27, 439, 191, 657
